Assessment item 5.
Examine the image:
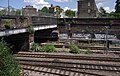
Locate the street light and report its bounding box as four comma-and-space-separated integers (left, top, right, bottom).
68, 24, 71, 39
8, 0, 10, 15
105, 26, 109, 54
105, 22, 112, 54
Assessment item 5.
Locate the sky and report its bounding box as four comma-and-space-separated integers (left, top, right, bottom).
0, 0, 116, 12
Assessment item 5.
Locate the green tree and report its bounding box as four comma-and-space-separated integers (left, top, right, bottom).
108, 12, 115, 18
40, 7, 49, 13
15, 9, 21, 15
117, 34, 120, 39
115, 0, 120, 13
10, 8, 16, 15
0, 8, 7, 16
65, 9, 75, 18
0, 39, 20, 76
98, 7, 107, 17
55, 6, 63, 17
108, 11, 120, 18
26, 25, 35, 34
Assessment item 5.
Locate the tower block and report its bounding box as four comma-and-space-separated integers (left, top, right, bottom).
77, 0, 98, 18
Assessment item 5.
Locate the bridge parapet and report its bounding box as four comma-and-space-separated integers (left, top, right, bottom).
0, 16, 57, 36
0, 16, 57, 31
31, 16, 57, 26
58, 18, 120, 26
0, 15, 29, 30
58, 18, 120, 34
0, 25, 57, 36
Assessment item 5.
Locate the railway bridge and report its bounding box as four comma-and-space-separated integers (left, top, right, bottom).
58, 18, 120, 35
0, 15, 57, 53
1, 16, 120, 52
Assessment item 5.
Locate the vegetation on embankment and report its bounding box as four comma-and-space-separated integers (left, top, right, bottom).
0, 39, 20, 76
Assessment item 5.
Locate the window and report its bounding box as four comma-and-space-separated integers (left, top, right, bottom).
88, 9, 91, 13
88, 2, 90, 6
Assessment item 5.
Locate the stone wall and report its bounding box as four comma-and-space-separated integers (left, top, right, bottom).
77, 0, 98, 18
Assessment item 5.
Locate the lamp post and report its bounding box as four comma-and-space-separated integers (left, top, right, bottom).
68, 24, 71, 39
8, 0, 10, 15
105, 26, 109, 54
106, 26, 109, 53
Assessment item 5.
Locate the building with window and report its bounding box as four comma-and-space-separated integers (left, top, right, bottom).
22, 5, 37, 16
77, 0, 98, 18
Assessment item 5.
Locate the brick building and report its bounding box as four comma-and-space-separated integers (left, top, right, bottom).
49, 4, 55, 13
22, 5, 37, 16
77, 0, 98, 18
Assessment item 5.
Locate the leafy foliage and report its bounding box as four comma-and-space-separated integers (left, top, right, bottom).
116, 34, 120, 39
41, 44, 56, 52
0, 39, 20, 76
19, 16, 25, 23
15, 9, 22, 15
4, 20, 11, 29
109, 12, 120, 18
115, 0, 120, 13
84, 48, 93, 54
0, 8, 22, 16
26, 25, 35, 34
98, 7, 107, 17
55, 6, 63, 17
65, 10, 75, 18
99, 7, 106, 14
0, 8, 8, 16
39, 7, 49, 13
69, 44, 80, 54
31, 43, 40, 52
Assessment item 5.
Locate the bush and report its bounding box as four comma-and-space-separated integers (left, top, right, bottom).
69, 44, 80, 54
84, 48, 93, 54
4, 21, 11, 29
31, 43, 40, 52
41, 44, 56, 52
26, 25, 35, 34
0, 39, 20, 76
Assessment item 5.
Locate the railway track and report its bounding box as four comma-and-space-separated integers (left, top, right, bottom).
18, 58, 120, 76
15, 52, 120, 62
19, 64, 103, 76
16, 52, 120, 76
47, 39, 120, 51
109, 51, 120, 55
17, 58, 120, 72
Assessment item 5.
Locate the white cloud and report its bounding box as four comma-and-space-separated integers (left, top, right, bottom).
24, 0, 49, 5
104, 7, 115, 13
64, 7, 70, 11
95, 0, 114, 13
24, 0, 50, 9
95, 0, 106, 3
104, 7, 111, 13
53, 0, 69, 2
97, 3, 103, 8
72, 8, 77, 11
0, 8, 4, 10
63, 7, 77, 12
33, 4, 50, 10
104, 7, 110, 13
95, 0, 112, 4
